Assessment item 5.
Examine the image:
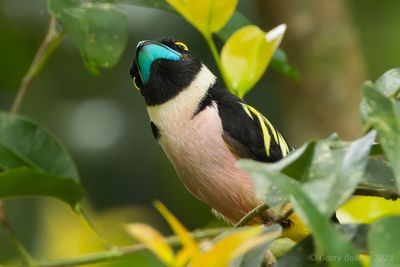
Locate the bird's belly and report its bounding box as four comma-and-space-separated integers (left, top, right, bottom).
158, 106, 261, 223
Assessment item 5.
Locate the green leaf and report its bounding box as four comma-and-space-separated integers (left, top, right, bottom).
238, 163, 362, 267
363, 83, 400, 190
49, 0, 128, 74
221, 24, 286, 98
274, 237, 327, 267
166, 0, 238, 36
375, 68, 400, 98
115, 0, 175, 13
368, 216, 400, 267
360, 159, 397, 192
361, 68, 400, 128
0, 112, 78, 178
270, 48, 300, 80
248, 132, 375, 217
0, 112, 82, 207
0, 169, 82, 208
302, 131, 376, 216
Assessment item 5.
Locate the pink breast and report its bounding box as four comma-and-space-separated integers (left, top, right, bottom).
159, 105, 262, 223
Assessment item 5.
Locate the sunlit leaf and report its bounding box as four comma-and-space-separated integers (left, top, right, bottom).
126, 223, 175, 265
368, 216, 400, 267
154, 201, 198, 264
0, 112, 82, 208
337, 196, 400, 224
363, 83, 400, 190
166, 0, 238, 36
221, 24, 286, 98
191, 226, 280, 267
49, 0, 128, 74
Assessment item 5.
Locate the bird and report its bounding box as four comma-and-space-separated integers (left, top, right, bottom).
129, 38, 309, 242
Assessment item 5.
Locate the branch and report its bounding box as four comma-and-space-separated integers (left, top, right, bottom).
31, 227, 228, 267
235, 203, 270, 227
0, 14, 65, 265
10, 15, 64, 113
354, 186, 400, 200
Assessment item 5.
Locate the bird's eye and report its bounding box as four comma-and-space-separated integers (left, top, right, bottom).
133, 76, 141, 91
174, 41, 189, 51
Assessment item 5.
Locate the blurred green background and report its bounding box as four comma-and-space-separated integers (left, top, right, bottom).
0, 0, 399, 266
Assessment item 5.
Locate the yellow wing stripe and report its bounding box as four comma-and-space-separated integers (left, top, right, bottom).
278, 133, 290, 157
241, 103, 254, 120
246, 105, 279, 144
241, 103, 290, 158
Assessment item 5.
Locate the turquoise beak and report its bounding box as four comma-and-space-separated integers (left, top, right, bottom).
136, 41, 182, 85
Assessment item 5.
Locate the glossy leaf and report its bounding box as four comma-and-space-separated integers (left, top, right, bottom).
126, 223, 175, 265
0, 112, 82, 207
363, 83, 400, 190
0, 169, 82, 208
154, 201, 198, 264
191, 226, 280, 267
238, 163, 362, 267
368, 216, 400, 267
49, 0, 128, 74
221, 24, 286, 98
166, 0, 238, 36
0, 112, 78, 177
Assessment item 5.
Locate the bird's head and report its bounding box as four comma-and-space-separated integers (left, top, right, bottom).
129, 38, 203, 106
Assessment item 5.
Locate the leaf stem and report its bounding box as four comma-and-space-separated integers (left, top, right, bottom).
203, 34, 233, 93
10, 15, 65, 113
0, 202, 35, 266
76, 206, 113, 249
31, 227, 228, 267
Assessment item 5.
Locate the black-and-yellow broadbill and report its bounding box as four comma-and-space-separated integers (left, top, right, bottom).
130, 38, 309, 241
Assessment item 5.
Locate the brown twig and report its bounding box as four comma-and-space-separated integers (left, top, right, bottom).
353, 186, 400, 200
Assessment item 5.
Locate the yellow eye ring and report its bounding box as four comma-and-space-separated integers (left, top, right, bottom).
175, 41, 189, 51
133, 77, 141, 91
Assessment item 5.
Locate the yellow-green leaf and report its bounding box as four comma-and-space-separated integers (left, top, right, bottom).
221, 24, 286, 98
125, 223, 175, 265
337, 196, 400, 224
190, 226, 279, 267
166, 0, 238, 35
154, 201, 199, 261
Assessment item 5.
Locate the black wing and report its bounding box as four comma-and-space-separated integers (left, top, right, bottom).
208, 83, 292, 162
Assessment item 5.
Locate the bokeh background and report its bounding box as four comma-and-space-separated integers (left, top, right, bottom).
0, 0, 399, 265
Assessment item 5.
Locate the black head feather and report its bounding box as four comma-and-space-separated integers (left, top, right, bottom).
129, 37, 202, 106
